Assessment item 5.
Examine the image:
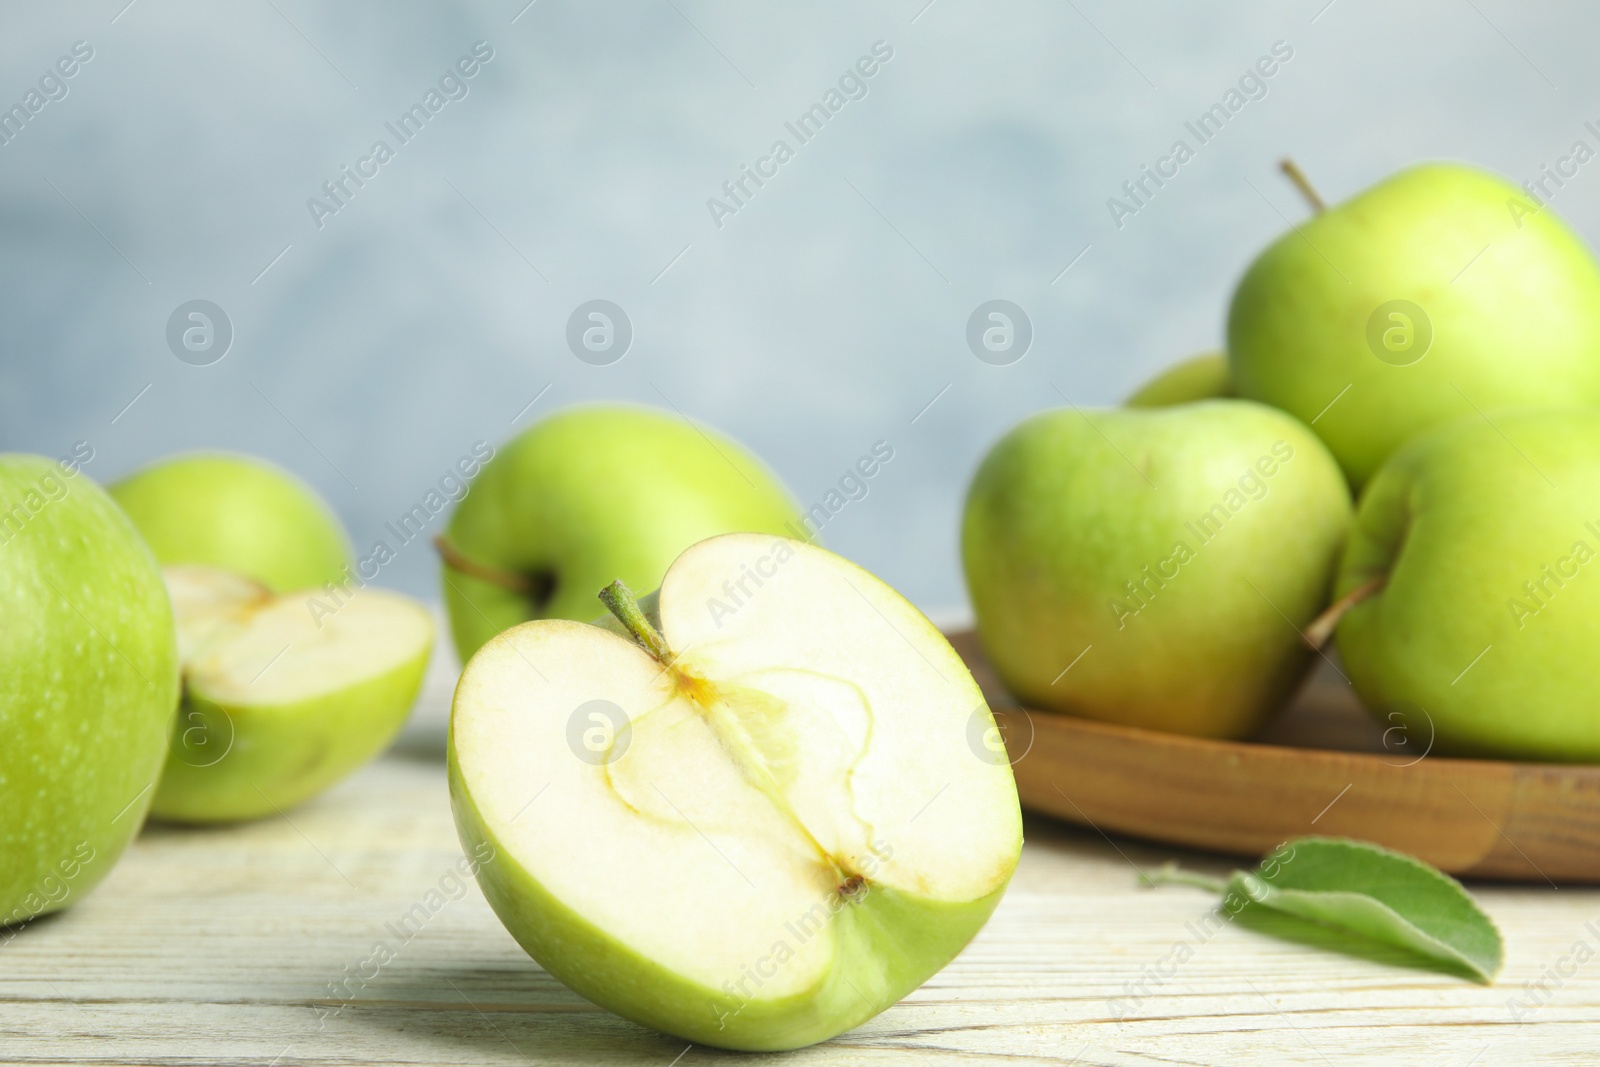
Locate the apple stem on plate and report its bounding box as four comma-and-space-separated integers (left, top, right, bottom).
1279, 158, 1325, 214
432, 535, 539, 596
598, 580, 675, 665
1303, 576, 1386, 650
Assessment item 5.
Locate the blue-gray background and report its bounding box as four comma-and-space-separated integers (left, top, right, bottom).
0, 0, 1592, 613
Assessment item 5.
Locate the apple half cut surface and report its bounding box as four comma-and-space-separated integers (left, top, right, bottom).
449, 533, 1023, 1051
152, 564, 433, 822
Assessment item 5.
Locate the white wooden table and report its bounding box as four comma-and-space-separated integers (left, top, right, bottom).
5, 654, 1597, 1065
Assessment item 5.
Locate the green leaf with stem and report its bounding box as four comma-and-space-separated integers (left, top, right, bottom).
1144, 836, 1503, 983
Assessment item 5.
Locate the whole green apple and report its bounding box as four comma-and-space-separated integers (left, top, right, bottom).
149, 565, 433, 822
0, 454, 179, 928
450, 534, 1021, 1050
110, 452, 351, 592
963, 400, 1350, 738
437, 405, 803, 662
1126, 350, 1232, 407
1333, 408, 1600, 761
1228, 162, 1600, 488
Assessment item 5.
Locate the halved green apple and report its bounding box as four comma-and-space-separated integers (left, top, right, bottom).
151, 565, 433, 822
449, 533, 1023, 1051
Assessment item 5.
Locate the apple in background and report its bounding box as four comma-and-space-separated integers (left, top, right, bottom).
1126, 350, 1232, 407
450, 533, 1021, 1050
0, 454, 179, 927
962, 400, 1350, 739
151, 565, 433, 822
110, 452, 351, 592
1228, 162, 1600, 488
1330, 409, 1600, 761
437, 405, 803, 663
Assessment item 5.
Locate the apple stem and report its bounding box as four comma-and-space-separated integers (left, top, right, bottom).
599, 580, 674, 664
1140, 861, 1226, 894
1303, 576, 1386, 651
432, 536, 538, 596
1279, 158, 1325, 214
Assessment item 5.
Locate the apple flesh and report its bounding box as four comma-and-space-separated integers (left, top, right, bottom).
1333, 408, 1600, 761
1126, 350, 1232, 407
1, 455, 179, 926
1228, 162, 1600, 487
449, 533, 1022, 1050
151, 565, 433, 821
111, 452, 352, 592
438, 405, 803, 664
963, 400, 1351, 738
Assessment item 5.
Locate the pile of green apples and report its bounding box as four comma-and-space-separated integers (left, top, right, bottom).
2, 405, 1023, 1052
15, 159, 1596, 1055
966, 161, 1600, 762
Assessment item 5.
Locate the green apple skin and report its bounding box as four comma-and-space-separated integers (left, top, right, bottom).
1228, 162, 1600, 489
1336, 409, 1600, 761
1126, 351, 1232, 407
110, 453, 351, 592
448, 747, 1007, 1051
441, 405, 803, 663
962, 400, 1351, 739
0, 455, 179, 926
151, 651, 429, 822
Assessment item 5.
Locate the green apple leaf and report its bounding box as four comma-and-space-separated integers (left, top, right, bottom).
1147, 837, 1503, 983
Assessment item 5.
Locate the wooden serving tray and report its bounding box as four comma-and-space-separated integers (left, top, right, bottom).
947, 631, 1600, 884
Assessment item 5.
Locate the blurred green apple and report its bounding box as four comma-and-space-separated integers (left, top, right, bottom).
1228, 162, 1600, 488
110, 452, 351, 592
1126, 350, 1232, 407
1, 454, 179, 927
450, 534, 1021, 1050
437, 405, 803, 663
1332, 409, 1600, 761
151, 565, 432, 821
963, 400, 1350, 738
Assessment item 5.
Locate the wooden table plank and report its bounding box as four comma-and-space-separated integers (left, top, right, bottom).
4, 692, 1598, 1063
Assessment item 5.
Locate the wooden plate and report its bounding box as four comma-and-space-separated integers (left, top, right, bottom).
947, 631, 1600, 884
